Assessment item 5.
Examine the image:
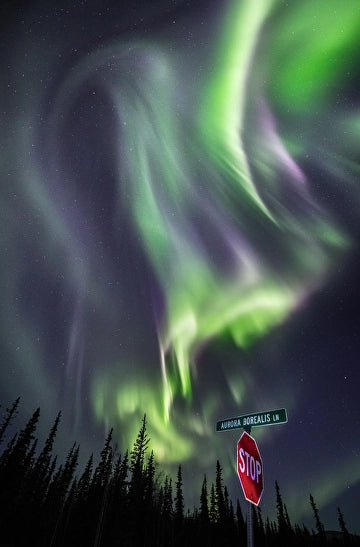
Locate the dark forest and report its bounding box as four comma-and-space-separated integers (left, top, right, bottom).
0, 399, 358, 546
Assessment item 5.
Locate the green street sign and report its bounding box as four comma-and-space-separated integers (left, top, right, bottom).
216, 408, 287, 432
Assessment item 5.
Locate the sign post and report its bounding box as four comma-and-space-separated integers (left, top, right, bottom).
216, 407, 287, 546
237, 430, 263, 547
247, 501, 253, 547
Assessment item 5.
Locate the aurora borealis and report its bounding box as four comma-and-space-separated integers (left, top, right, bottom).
1, 0, 360, 532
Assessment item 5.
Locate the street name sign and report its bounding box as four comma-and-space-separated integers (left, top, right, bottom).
237, 431, 263, 506
216, 408, 287, 432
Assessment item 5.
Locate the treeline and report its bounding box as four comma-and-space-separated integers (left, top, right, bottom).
0, 399, 357, 546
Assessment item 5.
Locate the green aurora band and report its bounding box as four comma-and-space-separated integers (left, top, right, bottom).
89, 0, 360, 457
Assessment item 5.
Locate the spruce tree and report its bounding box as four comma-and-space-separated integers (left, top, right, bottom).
209, 482, 216, 524
275, 480, 287, 535
24, 437, 38, 469
163, 475, 173, 518
0, 408, 41, 545
224, 485, 230, 518
29, 411, 61, 506
310, 493, 326, 544
46, 443, 79, 510
77, 453, 94, 500
113, 448, 129, 514
93, 429, 113, 490
127, 416, 148, 523
0, 406, 40, 520
174, 464, 184, 527
0, 432, 18, 468
103, 451, 128, 545
113, 449, 129, 494
0, 397, 20, 445
199, 474, 209, 524
337, 506, 350, 546
88, 432, 114, 546
128, 415, 151, 546
215, 460, 226, 524
130, 414, 149, 474
284, 502, 292, 531
160, 475, 173, 546
144, 450, 156, 506
36, 412, 61, 474
8, 407, 40, 472
141, 450, 156, 545
197, 473, 210, 546
61, 443, 80, 497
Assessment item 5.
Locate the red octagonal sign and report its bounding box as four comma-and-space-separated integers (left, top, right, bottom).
237, 431, 263, 506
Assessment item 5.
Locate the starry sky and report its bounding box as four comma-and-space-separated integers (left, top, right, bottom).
1, 0, 360, 533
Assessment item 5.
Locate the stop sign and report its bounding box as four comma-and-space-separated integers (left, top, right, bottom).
237, 431, 263, 506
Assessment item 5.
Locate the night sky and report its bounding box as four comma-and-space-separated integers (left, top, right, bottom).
1, 0, 360, 533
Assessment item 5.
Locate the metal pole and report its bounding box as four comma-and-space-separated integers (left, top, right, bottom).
244, 425, 253, 547
247, 501, 254, 547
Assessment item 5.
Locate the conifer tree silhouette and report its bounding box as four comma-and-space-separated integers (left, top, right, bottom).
215, 459, 226, 524
174, 464, 185, 545
130, 413, 149, 474
310, 493, 326, 545
199, 474, 209, 523
338, 506, 350, 546
209, 482, 216, 524
127, 414, 151, 545
31, 411, 61, 502
175, 464, 184, 524
0, 406, 40, 524
0, 396, 20, 445
1, 399, 359, 547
